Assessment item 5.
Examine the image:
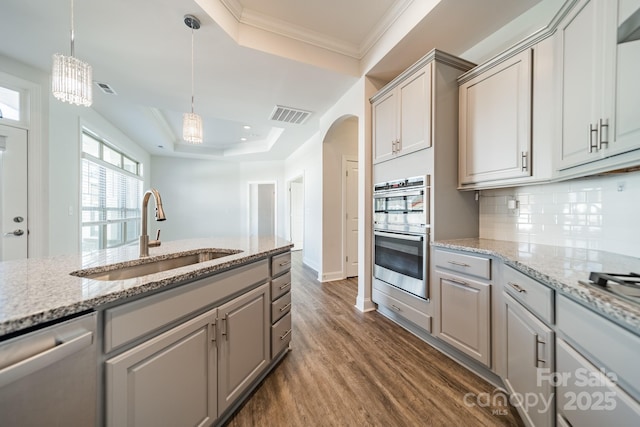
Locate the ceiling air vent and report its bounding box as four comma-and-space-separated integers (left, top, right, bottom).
95, 82, 117, 95
270, 105, 312, 125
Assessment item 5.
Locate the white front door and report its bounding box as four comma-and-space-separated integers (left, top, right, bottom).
0, 124, 28, 260
345, 160, 358, 278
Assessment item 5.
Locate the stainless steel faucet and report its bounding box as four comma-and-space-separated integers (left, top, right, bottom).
140, 188, 166, 257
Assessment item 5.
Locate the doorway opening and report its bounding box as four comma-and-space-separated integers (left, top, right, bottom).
287, 175, 304, 251
248, 182, 276, 236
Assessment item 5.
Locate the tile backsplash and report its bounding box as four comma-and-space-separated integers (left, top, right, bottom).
479, 171, 640, 258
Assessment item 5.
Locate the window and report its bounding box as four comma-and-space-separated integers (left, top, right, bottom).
81, 131, 143, 251
0, 86, 21, 121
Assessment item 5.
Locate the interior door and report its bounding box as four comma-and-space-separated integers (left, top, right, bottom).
345, 160, 358, 277
0, 123, 27, 260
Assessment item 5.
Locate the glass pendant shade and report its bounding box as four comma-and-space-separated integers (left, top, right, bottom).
52, 53, 93, 106
183, 112, 203, 144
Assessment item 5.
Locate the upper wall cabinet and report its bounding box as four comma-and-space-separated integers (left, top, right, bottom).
370, 50, 475, 166
458, 49, 533, 186
557, 0, 640, 177
455, 1, 567, 190
372, 62, 432, 163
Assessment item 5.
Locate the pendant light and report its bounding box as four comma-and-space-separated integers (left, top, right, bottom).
183, 15, 203, 144
52, 0, 93, 107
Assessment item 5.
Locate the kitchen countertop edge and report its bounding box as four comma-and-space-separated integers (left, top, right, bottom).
0, 238, 293, 338
432, 238, 640, 335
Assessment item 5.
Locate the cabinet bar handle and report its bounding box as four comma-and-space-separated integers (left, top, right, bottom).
534, 334, 546, 366
279, 303, 292, 312
221, 314, 228, 338
280, 329, 292, 341
599, 118, 609, 149
589, 124, 598, 153
508, 282, 526, 293
279, 282, 291, 291
390, 304, 402, 312
521, 152, 528, 172
447, 260, 470, 267
210, 321, 217, 343
397, 139, 401, 152
279, 260, 291, 267
447, 278, 470, 287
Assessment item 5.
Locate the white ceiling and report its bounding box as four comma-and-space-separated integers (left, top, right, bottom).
0, 0, 542, 162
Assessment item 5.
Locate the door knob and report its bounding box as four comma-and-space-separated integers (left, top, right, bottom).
4, 229, 24, 236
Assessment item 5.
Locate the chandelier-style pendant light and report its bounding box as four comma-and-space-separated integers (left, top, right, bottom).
183, 15, 203, 144
52, 0, 93, 106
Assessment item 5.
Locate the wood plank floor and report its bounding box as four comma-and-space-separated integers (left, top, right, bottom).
226, 252, 524, 426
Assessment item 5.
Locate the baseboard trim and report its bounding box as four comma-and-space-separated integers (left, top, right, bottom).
319, 271, 344, 282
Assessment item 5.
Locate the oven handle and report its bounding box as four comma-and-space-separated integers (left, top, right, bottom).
374, 230, 424, 242
373, 189, 424, 199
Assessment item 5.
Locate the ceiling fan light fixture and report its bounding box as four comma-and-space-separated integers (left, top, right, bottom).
182, 14, 203, 144
52, 0, 93, 107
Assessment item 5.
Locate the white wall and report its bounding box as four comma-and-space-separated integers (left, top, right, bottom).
322, 116, 358, 280
479, 172, 640, 258
285, 132, 322, 272
150, 156, 285, 242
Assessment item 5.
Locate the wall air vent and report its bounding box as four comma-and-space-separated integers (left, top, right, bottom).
95, 82, 117, 95
270, 105, 312, 125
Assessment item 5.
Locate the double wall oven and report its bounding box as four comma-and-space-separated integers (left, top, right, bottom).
373, 176, 430, 300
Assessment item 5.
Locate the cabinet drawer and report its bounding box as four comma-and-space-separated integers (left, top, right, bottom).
557, 295, 640, 401
104, 260, 269, 353
434, 249, 491, 280
504, 265, 554, 324
556, 338, 640, 426
373, 279, 432, 332
271, 312, 292, 358
271, 291, 291, 323
272, 252, 291, 277
271, 272, 292, 301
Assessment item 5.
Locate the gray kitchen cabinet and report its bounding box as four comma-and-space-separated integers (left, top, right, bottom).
557, 0, 640, 177
556, 294, 640, 426
458, 49, 533, 186
504, 292, 554, 427
217, 282, 270, 415
371, 62, 432, 164
433, 249, 492, 367
106, 308, 218, 427
556, 338, 640, 427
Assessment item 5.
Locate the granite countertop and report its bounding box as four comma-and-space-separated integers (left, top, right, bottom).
0, 236, 293, 337
432, 238, 640, 334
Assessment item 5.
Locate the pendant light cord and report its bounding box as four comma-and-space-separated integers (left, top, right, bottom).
70, 0, 75, 57
190, 25, 195, 114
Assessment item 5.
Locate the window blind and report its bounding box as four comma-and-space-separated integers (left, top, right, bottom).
80, 132, 142, 251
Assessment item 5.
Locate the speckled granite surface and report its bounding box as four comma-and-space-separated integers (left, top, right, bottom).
0, 236, 292, 337
432, 238, 640, 334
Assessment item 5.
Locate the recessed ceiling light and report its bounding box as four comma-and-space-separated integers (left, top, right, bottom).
240, 137, 247, 141
243, 125, 251, 130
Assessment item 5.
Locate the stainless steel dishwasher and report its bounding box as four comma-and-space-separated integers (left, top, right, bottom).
0, 312, 97, 426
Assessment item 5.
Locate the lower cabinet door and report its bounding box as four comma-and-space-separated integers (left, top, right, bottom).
436, 271, 491, 366
556, 338, 640, 427
503, 293, 554, 427
105, 308, 218, 427
217, 282, 270, 415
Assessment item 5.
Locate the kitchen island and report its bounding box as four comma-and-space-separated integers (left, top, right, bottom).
0, 236, 293, 427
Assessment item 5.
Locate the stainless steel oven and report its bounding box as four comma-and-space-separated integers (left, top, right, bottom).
373, 176, 430, 300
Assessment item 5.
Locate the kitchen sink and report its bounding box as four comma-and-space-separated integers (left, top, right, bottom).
70, 249, 242, 281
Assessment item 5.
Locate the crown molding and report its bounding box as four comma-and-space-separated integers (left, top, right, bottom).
218, 0, 414, 60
